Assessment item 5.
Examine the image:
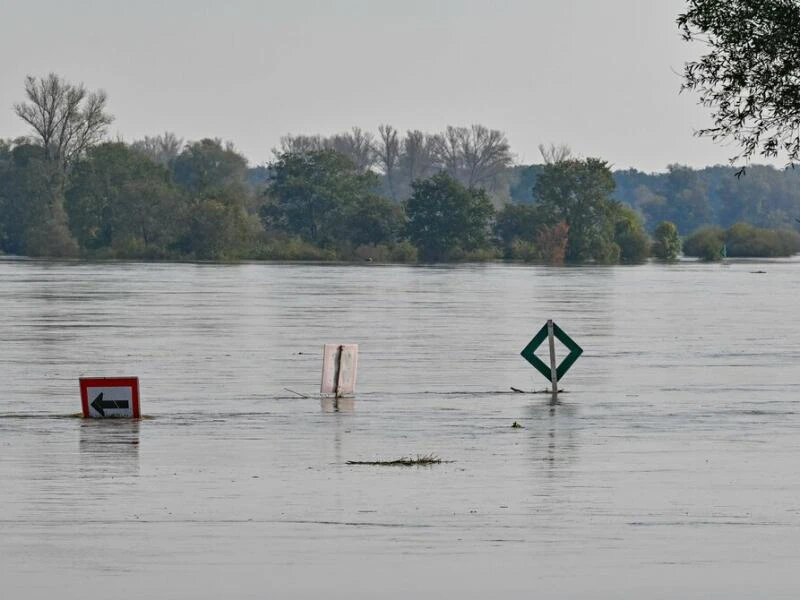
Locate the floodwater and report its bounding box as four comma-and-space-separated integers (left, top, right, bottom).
1, 257, 799, 599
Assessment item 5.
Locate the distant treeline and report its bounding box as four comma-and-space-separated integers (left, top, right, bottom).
510, 163, 800, 234
1, 74, 799, 264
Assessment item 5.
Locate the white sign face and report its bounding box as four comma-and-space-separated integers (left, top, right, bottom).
85, 386, 134, 418
321, 344, 359, 396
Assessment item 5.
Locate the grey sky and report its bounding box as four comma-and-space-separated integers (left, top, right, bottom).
0, 0, 750, 172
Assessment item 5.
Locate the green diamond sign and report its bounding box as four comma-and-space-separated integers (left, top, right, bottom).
520, 321, 583, 382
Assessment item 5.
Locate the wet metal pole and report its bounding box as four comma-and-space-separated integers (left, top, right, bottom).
547, 319, 558, 397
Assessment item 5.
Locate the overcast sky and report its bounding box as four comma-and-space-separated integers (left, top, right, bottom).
0, 0, 757, 172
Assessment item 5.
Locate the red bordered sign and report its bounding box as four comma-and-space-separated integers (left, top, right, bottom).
80, 377, 140, 418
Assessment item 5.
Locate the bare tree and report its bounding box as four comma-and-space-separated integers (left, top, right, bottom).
538, 142, 572, 165
431, 125, 465, 179
460, 124, 512, 189
395, 130, 438, 200
13, 73, 113, 173
400, 130, 438, 183
277, 133, 325, 156
131, 132, 184, 167
375, 124, 400, 201
327, 127, 376, 171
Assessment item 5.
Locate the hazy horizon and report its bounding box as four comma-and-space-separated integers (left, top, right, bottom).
0, 0, 779, 172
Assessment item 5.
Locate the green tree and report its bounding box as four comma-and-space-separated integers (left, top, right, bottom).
6, 73, 109, 256
66, 142, 184, 252
109, 178, 188, 257
169, 139, 260, 260
533, 157, 619, 263
405, 172, 495, 261
613, 204, 650, 263
0, 144, 77, 256
652, 221, 682, 261
508, 164, 544, 204
343, 195, 406, 247
725, 222, 800, 257
263, 150, 383, 247
679, 0, 800, 166
662, 165, 713, 233
684, 226, 725, 261
495, 203, 547, 259
178, 195, 259, 260
495, 204, 544, 246
173, 139, 249, 196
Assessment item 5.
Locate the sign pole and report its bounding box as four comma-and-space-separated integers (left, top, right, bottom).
547, 319, 558, 397
520, 320, 582, 394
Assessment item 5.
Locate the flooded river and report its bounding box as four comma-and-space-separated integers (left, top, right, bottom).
1, 257, 799, 598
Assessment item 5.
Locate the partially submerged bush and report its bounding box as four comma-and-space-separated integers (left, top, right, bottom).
352, 242, 418, 263
684, 224, 800, 260
683, 227, 725, 261
725, 223, 800, 257
508, 239, 538, 262
253, 236, 338, 261
652, 221, 681, 261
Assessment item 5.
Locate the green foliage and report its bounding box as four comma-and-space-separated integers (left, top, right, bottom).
343, 195, 406, 247
24, 193, 79, 258
533, 158, 620, 263
252, 236, 339, 261
661, 165, 713, 232
405, 172, 495, 261
684, 227, 726, 261
613, 205, 650, 264
173, 139, 248, 196
66, 142, 186, 254
263, 150, 387, 248
352, 241, 419, 263
495, 203, 545, 254
652, 221, 681, 261
0, 143, 77, 256
685, 223, 800, 260
6, 71, 800, 265
615, 164, 800, 232
444, 246, 503, 262
679, 0, 800, 165
724, 222, 800, 257
508, 239, 538, 262
508, 164, 544, 204
178, 196, 259, 260
110, 179, 188, 258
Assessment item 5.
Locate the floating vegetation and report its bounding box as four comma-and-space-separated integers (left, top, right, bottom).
346, 454, 445, 466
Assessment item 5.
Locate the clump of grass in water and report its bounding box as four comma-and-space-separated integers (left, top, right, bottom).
346, 454, 444, 466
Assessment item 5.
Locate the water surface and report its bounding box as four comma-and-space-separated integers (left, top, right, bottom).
1, 257, 799, 599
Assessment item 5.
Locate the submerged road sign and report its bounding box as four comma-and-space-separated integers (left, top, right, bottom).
80, 377, 140, 418
321, 344, 358, 397
520, 321, 583, 389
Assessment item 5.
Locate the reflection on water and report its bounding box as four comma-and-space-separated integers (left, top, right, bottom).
526, 400, 578, 473
79, 419, 140, 478
320, 397, 355, 413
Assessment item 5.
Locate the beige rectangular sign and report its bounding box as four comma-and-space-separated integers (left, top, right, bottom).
321, 344, 358, 396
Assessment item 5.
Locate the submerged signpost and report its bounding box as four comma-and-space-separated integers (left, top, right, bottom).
321, 344, 359, 398
80, 377, 141, 418
520, 320, 583, 397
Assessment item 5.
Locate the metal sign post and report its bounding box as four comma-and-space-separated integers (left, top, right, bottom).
520, 320, 583, 396
547, 319, 558, 396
